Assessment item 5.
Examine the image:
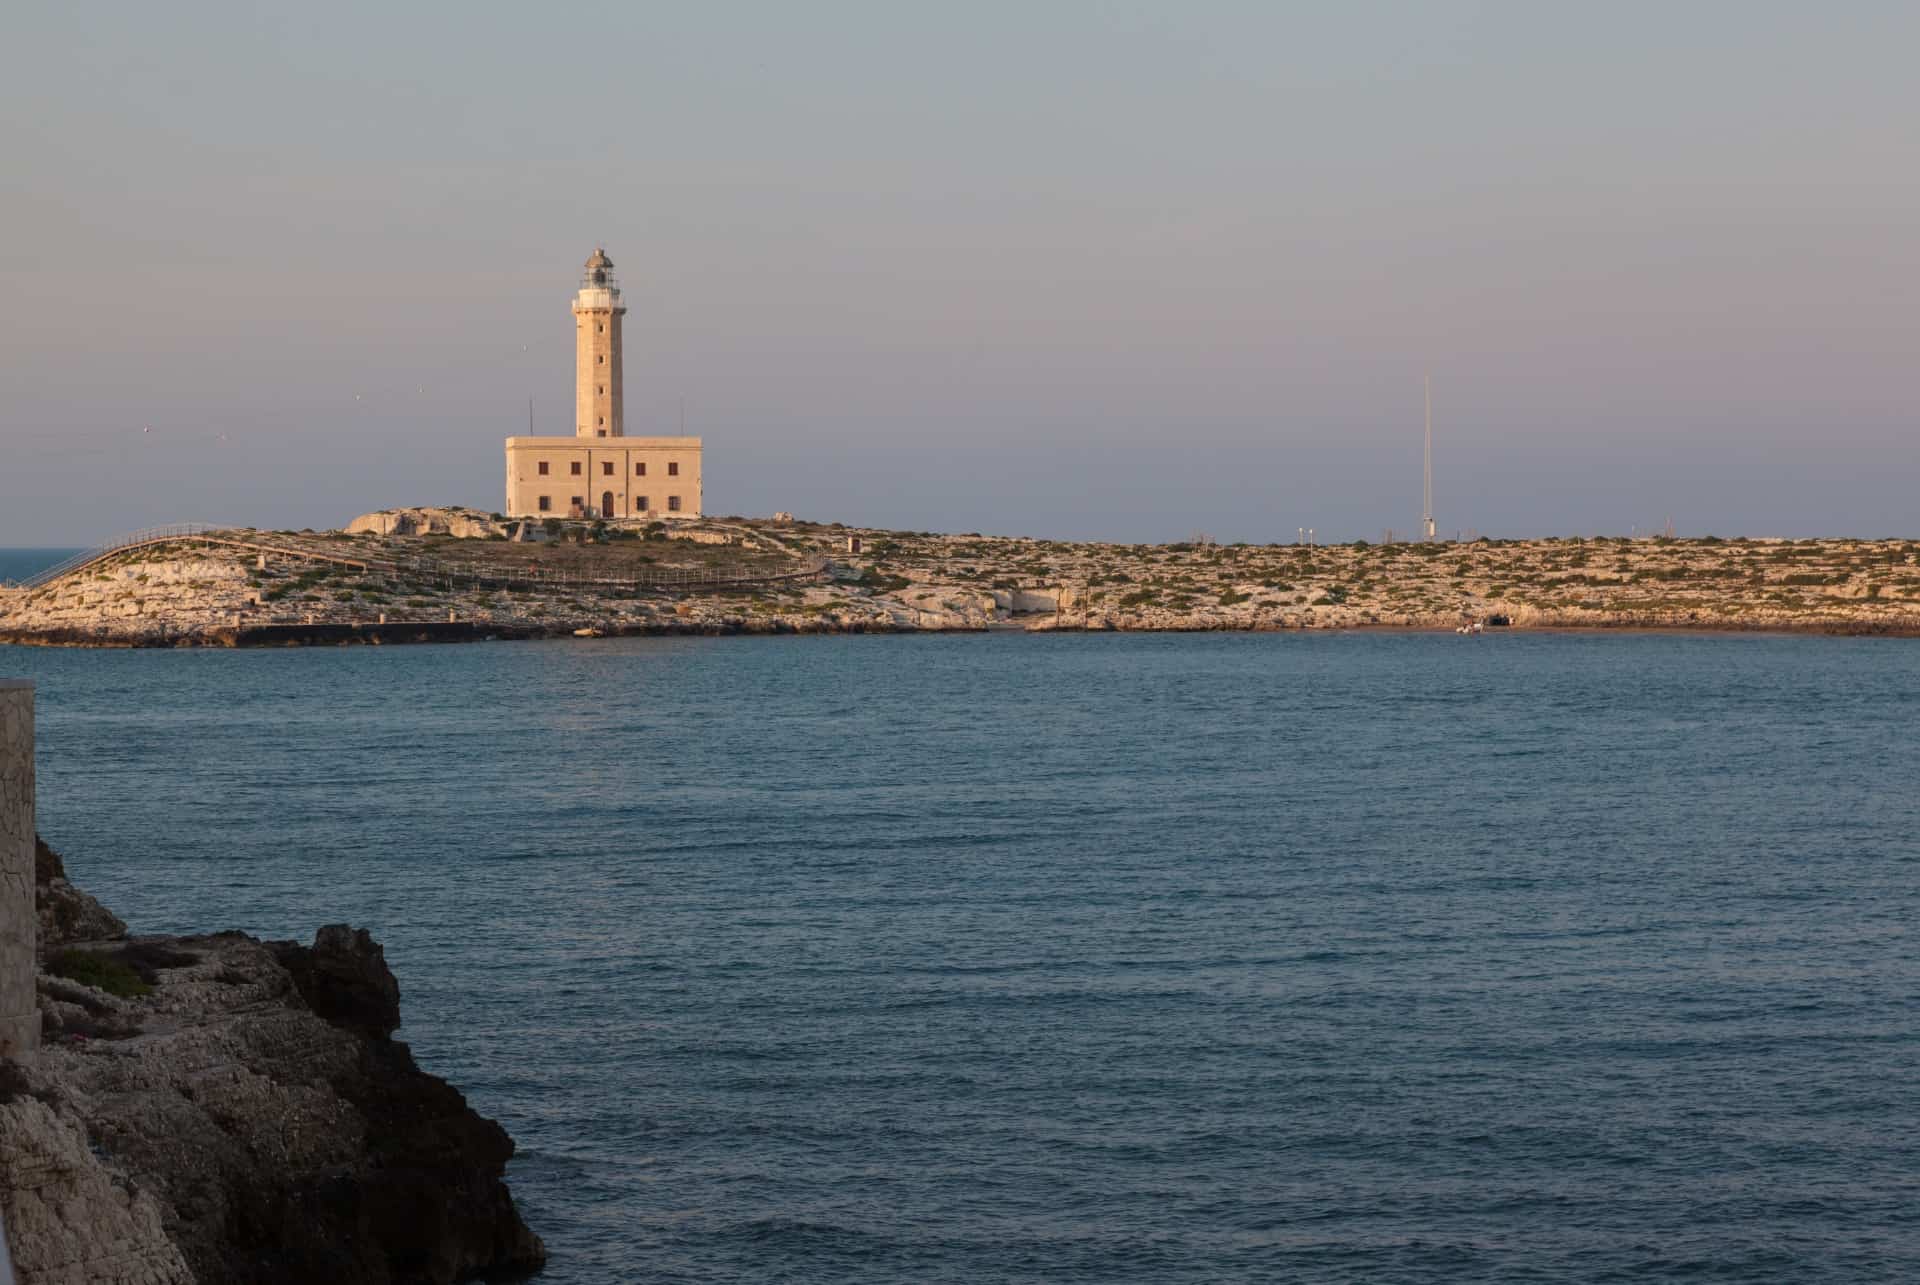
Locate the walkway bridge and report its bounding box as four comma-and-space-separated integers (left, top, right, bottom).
0, 524, 373, 593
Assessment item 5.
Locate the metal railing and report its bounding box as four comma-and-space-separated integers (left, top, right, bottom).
1, 523, 229, 590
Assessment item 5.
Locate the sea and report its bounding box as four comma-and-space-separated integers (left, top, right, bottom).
3, 577, 1918, 1281
0, 549, 82, 585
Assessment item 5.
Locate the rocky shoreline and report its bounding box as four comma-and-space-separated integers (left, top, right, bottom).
0, 839, 544, 1284
3, 509, 1918, 646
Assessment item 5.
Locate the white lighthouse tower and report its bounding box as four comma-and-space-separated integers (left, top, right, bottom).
573, 248, 626, 438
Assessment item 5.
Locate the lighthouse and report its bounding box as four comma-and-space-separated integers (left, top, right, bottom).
574, 248, 626, 438
504, 249, 703, 520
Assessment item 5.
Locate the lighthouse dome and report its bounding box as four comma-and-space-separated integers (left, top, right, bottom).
583, 248, 615, 287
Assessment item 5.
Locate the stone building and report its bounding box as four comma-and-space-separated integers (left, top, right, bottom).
504, 249, 703, 520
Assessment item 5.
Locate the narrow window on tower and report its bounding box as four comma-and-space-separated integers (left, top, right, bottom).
598, 355, 605, 364
668, 495, 681, 512
596, 323, 604, 334
537, 462, 549, 476
668, 462, 680, 476
597, 416, 604, 427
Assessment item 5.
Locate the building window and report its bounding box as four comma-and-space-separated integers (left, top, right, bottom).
570, 461, 582, 475
602, 461, 613, 475
537, 462, 549, 476
635, 462, 646, 476
668, 462, 679, 476
668, 495, 681, 512
571, 496, 583, 509
636, 495, 648, 512
537, 496, 551, 512
596, 431, 606, 437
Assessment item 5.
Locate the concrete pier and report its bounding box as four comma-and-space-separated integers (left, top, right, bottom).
0, 681, 36, 1060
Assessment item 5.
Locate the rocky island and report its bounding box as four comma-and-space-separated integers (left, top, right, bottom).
3, 507, 1919, 645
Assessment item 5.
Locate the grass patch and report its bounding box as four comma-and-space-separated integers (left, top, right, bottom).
46, 948, 152, 998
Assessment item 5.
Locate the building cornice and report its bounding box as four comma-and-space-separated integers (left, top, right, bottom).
504, 437, 701, 449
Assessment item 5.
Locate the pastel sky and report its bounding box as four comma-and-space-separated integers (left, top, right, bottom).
2, 2, 1915, 545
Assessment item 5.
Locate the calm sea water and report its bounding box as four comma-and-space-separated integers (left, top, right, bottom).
0, 548, 83, 584
2, 630, 1917, 1283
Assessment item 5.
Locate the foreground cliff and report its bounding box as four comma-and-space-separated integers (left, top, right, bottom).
0, 839, 545, 1284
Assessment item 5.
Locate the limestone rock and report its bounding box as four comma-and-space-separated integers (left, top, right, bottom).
344, 508, 505, 539
1, 921, 545, 1284
35, 836, 128, 948
269, 924, 401, 1040
0, 1083, 193, 1285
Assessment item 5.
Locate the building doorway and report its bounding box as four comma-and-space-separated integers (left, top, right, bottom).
601, 492, 615, 519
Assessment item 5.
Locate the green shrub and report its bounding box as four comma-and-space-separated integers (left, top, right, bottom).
47, 949, 151, 999
856, 567, 911, 592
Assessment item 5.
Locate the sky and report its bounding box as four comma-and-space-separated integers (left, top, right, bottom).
1, 2, 1915, 546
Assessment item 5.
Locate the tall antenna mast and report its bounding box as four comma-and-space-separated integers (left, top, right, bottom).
1422, 374, 1436, 541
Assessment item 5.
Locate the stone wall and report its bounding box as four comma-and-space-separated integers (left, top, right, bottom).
0, 680, 35, 1060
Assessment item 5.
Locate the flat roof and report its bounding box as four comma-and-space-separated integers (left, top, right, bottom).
504, 436, 701, 448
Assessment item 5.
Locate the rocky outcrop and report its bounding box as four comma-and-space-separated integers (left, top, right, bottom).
344, 508, 506, 539
34, 836, 127, 949
269, 924, 401, 1041
1, 841, 546, 1285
